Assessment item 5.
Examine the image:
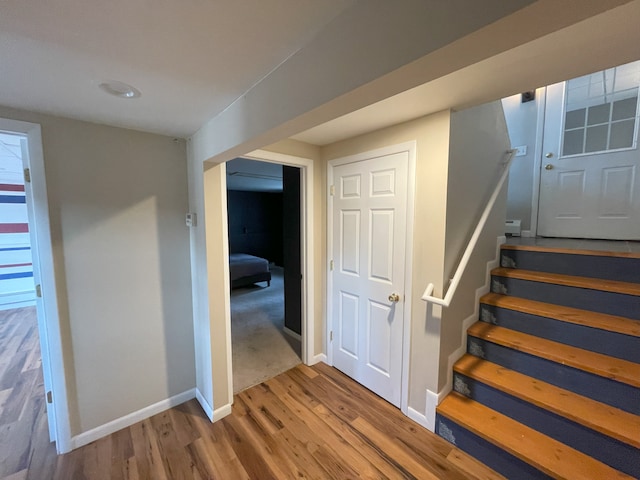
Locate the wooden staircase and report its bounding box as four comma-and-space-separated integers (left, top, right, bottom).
435, 244, 640, 479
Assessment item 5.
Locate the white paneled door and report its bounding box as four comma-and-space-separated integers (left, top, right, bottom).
538, 61, 640, 239
331, 150, 409, 407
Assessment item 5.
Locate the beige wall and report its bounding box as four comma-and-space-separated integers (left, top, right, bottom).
0, 106, 195, 435
439, 102, 511, 391
322, 111, 452, 410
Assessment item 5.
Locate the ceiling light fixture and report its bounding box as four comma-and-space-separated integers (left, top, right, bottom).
99, 80, 141, 99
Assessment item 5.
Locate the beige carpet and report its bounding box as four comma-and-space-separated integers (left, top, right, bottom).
231, 266, 301, 393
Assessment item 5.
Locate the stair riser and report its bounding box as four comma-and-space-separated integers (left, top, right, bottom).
435, 414, 553, 480
479, 304, 640, 363
467, 337, 640, 415
454, 373, 639, 477
501, 249, 640, 283
491, 276, 640, 320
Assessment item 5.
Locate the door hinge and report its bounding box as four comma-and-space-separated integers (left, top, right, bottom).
330, 331, 333, 342
46, 391, 53, 404
330, 185, 335, 196
330, 260, 334, 271
24, 168, 31, 183
35, 284, 42, 298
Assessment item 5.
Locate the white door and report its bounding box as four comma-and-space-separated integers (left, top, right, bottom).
538, 60, 640, 239
331, 150, 408, 407
20, 138, 57, 441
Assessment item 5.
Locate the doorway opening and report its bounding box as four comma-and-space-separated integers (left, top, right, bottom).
0, 131, 54, 476
226, 158, 302, 392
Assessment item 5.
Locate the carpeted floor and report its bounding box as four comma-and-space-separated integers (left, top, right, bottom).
231, 266, 301, 393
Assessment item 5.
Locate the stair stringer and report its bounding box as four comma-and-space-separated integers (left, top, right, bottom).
424, 235, 506, 430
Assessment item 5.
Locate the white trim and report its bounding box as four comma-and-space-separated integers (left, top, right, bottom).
219, 163, 234, 408
0, 118, 71, 453
196, 388, 214, 421
71, 389, 196, 450
212, 403, 233, 422
407, 406, 430, 430
283, 326, 302, 341
244, 149, 315, 366
423, 235, 506, 429
529, 87, 547, 237
310, 353, 327, 365
326, 141, 416, 414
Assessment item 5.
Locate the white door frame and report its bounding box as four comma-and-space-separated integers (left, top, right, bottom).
527, 87, 547, 238
0, 118, 71, 453
227, 149, 316, 366
326, 141, 416, 416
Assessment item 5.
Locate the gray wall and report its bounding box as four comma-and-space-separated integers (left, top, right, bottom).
0, 105, 195, 435
502, 92, 542, 233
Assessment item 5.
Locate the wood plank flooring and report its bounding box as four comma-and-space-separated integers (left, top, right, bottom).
2, 306, 503, 479
0, 306, 57, 480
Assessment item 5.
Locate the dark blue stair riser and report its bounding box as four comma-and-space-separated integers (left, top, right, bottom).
501, 249, 640, 283
435, 415, 553, 480
453, 373, 639, 478
466, 337, 640, 415
479, 304, 640, 363
491, 276, 640, 320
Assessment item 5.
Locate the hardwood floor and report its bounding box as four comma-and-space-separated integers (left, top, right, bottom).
2, 307, 503, 479
0, 306, 57, 480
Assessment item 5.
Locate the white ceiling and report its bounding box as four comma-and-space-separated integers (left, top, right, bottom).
226, 158, 283, 192
0, 0, 355, 137
2, 1, 639, 147
293, 1, 640, 146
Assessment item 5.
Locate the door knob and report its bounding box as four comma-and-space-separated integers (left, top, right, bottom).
388, 293, 400, 303
545, 164, 554, 170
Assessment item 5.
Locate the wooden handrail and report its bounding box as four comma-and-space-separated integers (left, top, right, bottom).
422, 149, 516, 307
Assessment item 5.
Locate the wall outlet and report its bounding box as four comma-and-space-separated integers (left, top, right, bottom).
514, 145, 527, 157
186, 213, 197, 227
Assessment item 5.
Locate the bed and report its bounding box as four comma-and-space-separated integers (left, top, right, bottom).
229, 253, 271, 289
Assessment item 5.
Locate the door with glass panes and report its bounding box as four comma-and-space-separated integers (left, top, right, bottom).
538, 60, 640, 239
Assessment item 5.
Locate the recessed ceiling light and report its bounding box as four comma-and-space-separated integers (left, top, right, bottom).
99, 81, 141, 99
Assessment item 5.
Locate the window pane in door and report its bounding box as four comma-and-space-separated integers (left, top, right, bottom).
563, 129, 584, 156
587, 103, 610, 125
585, 125, 608, 152
612, 96, 637, 121
565, 109, 586, 129
610, 120, 635, 149
561, 60, 640, 157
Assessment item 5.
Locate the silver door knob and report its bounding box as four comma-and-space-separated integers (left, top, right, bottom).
545, 164, 554, 170
545, 152, 554, 158
388, 293, 400, 303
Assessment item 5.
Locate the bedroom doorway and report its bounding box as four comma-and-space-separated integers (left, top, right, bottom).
226, 158, 303, 392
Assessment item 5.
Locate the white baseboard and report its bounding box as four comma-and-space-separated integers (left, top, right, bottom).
407, 406, 429, 430
309, 353, 327, 365
71, 388, 196, 450
196, 388, 214, 421
521, 230, 534, 238
283, 326, 302, 341
425, 388, 451, 432
213, 403, 232, 422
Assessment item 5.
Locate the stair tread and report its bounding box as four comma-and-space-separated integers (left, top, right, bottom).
480, 293, 640, 338
502, 243, 640, 259
467, 322, 640, 387
492, 267, 640, 296
437, 392, 633, 480
454, 354, 640, 448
